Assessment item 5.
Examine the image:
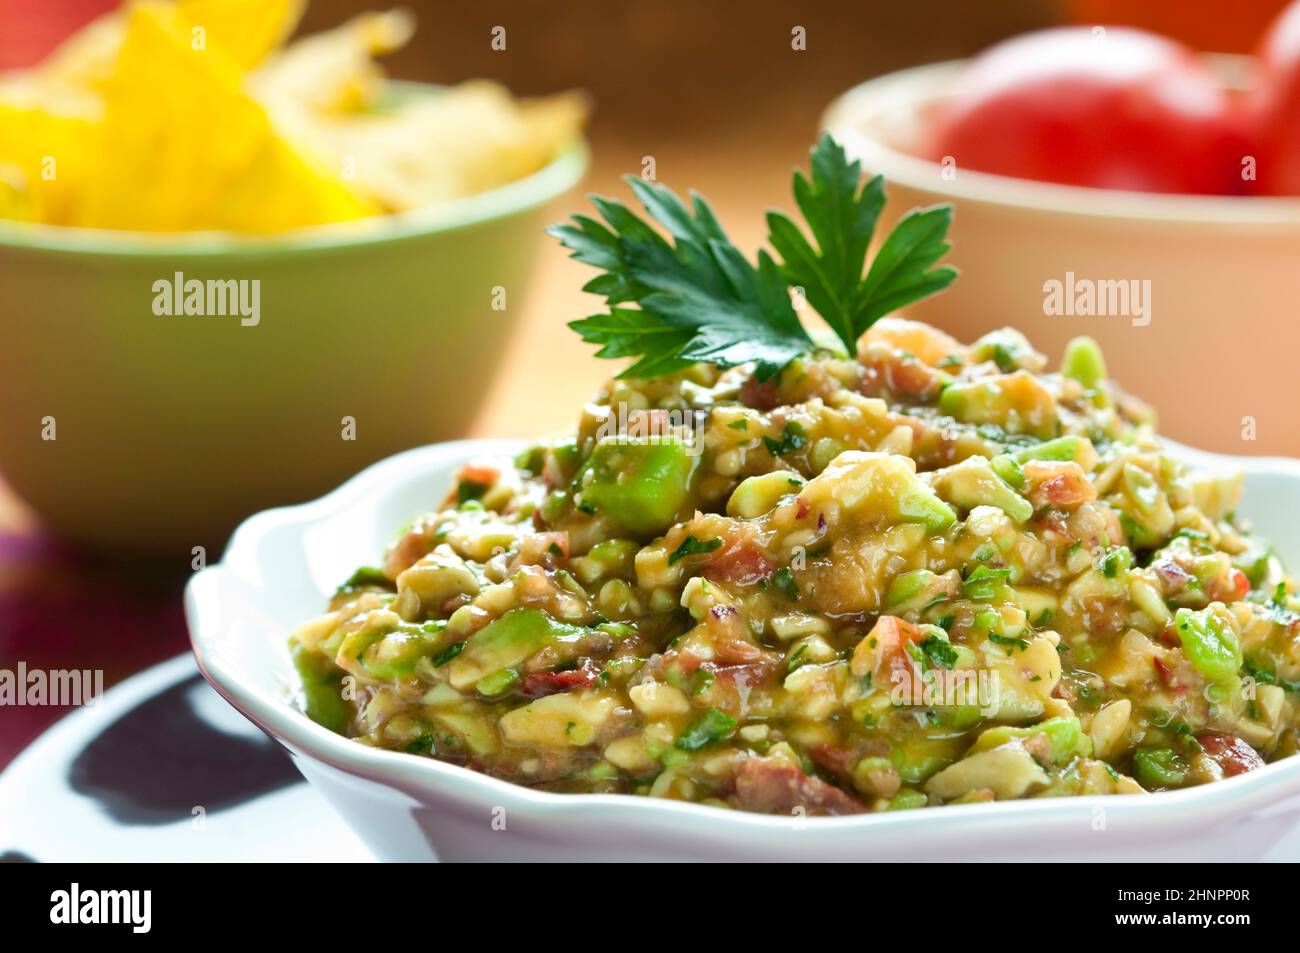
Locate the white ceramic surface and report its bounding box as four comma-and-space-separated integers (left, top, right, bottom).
186, 438, 1300, 862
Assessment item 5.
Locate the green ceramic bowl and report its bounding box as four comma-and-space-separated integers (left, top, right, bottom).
0, 134, 587, 554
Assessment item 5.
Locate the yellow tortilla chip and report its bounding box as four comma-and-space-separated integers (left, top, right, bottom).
37, 0, 303, 90
177, 0, 306, 68
274, 81, 586, 212
80, 2, 372, 232
0, 77, 98, 224
0, 1, 583, 231
79, 2, 269, 230
37, 12, 125, 92
197, 133, 375, 233
251, 9, 414, 116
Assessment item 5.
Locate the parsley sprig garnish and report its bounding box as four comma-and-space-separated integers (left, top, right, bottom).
549, 134, 957, 381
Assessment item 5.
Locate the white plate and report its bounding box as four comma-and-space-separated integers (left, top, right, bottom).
0, 655, 373, 863
186, 438, 1300, 861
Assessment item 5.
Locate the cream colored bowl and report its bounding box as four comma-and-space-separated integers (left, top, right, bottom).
823, 59, 1300, 457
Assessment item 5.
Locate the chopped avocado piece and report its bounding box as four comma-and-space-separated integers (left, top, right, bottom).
1097, 545, 1132, 580
989, 453, 1026, 489
675, 708, 738, 751
886, 569, 943, 611
1132, 747, 1186, 789
1009, 435, 1093, 468
356, 626, 445, 680
962, 565, 1012, 601
801, 451, 955, 533
939, 371, 1058, 440
448, 607, 586, 690
432, 711, 499, 756
337, 616, 398, 668
931, 456, 1033, 523
970, 327, 1037, 373
335, 566, 389, 594
290, 641, 349, 733
1061, 336, 1107, 388
577, 436, 698, 536
475, 667, 521, 696
852, 755, 894, 786
1174, 607, 1242, 684
584, 538, 639, 575
727, 470, 804, 519
970, 716, 1091, 764
1121, 463, 1162, 515
514, 445, 546, 474
891, 736, 960, 784
1038, 716, 1091, 763
887, 789, 930, 811
549, 440, 583, 481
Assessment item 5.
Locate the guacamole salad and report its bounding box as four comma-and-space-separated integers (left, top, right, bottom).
289, 137, 1299, 815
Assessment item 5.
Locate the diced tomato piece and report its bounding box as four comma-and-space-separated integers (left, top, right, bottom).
703, 604, 767, 664
385, 522, 434, 577
739, 376, 779, 411
520, 662, 599, 698
810, 744, 856, 776
702, 539, 775, 587
1024, 461, 1097, 509
458, 462, 501, 486
732, 755, 866, 816
854, 615, 926, 689
1196, 731, 1266, 777
1152, 655, 1183, 691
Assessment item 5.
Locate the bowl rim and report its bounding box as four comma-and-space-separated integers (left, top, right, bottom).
186, 436, 1300, 837
0, 132, 589, 259
821, 58, 1300, 227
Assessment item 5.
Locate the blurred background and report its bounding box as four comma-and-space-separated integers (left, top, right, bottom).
0, 0, 1295, 766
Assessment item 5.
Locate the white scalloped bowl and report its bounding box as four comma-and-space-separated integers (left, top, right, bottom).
186, 438, 1300, 861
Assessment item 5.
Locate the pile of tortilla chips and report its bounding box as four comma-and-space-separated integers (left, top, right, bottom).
0, 1, 586, 233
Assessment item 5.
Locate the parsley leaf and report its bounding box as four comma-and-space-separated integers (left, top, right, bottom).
768, 135, 958, 356
549, 179, 813, 381
549, 134, 956, 380
675, 708, 738, 751
431, 642, 465, 668
772, 566, 800, 601
987, 631, 1030, 652
668, 534, 724, 565
920, 632, 958, 669
762, 421, 808, 457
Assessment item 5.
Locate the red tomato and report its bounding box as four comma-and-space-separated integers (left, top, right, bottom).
1196, 731, 1266, 777
925, 27, 1253, 195
1252, 1, 1300, 194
